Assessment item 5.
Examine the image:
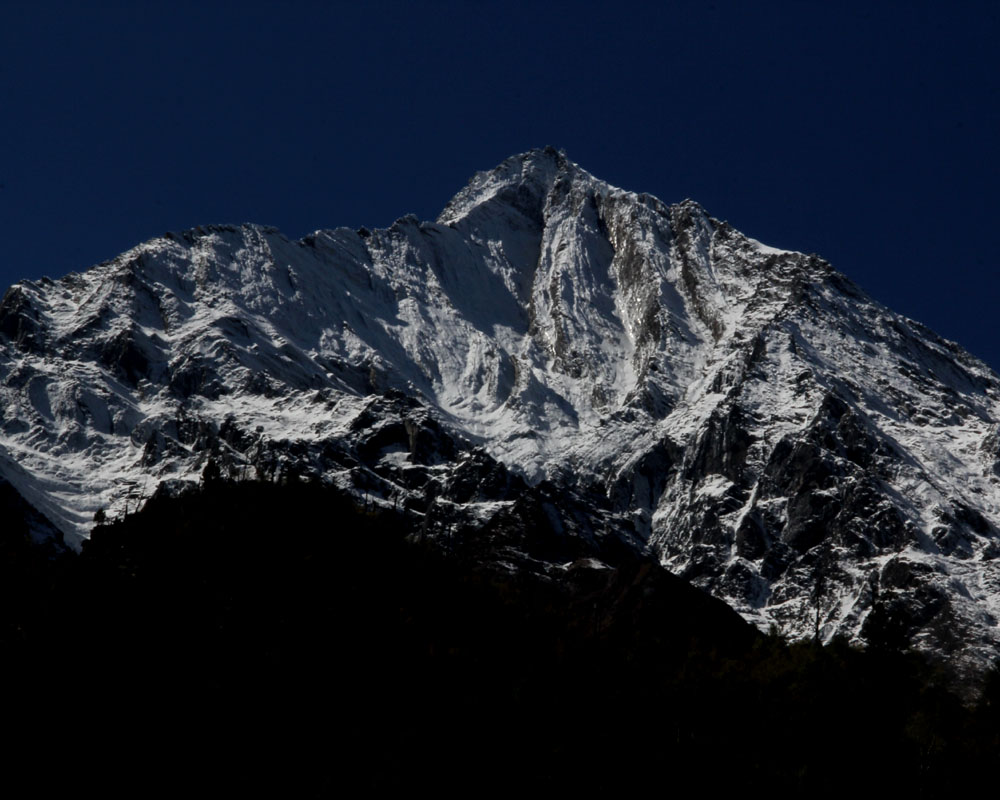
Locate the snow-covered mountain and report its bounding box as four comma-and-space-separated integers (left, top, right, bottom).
3, 147, 1000, 676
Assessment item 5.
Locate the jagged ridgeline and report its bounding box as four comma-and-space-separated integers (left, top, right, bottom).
3, 480, 999, 794
4, 147, 1000, 679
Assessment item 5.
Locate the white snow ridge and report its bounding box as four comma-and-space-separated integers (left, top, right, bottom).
3, 146, 1000, 677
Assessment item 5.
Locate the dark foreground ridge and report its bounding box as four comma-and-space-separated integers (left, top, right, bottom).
3, 480, 1000, 795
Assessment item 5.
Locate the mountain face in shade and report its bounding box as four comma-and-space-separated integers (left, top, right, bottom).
3, 147, 1000, 677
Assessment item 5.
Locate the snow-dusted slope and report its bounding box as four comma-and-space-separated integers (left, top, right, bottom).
3, 147, 1000, 675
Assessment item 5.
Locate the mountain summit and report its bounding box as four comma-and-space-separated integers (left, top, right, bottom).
3, 148, 1000, 676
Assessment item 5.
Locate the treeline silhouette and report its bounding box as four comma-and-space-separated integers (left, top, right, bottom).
2, 479, 999, 795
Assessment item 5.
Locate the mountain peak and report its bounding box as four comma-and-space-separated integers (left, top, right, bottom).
3, 151, 1000, 681
436, 146, 597, 227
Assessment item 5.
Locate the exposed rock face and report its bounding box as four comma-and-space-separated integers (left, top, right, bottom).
3, 147, 1000, 677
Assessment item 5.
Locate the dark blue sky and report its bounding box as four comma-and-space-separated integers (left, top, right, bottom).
3, 1, 998, 366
